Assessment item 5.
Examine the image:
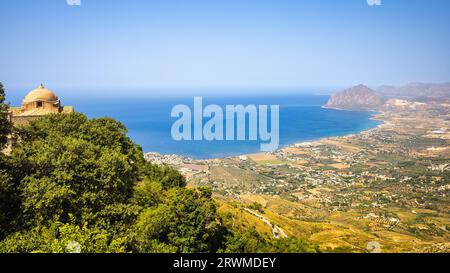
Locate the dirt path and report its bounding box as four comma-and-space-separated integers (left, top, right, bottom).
244, 208, 287, 239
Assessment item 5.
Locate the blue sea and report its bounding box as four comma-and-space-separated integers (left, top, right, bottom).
7, 89, 381, 159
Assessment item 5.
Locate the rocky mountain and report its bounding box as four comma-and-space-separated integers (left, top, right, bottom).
376, 82, 450, 100
325, 84, 385, 111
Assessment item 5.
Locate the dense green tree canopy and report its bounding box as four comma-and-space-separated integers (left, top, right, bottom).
133, 186, 221, 253
11, 113, 144, 227
0, 82, 11, 149
0, 82, 15, 239
0, 111, 229, 253
0, 85, 318, 253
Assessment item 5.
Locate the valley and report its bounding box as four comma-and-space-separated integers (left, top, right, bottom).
147, 98, 450, 253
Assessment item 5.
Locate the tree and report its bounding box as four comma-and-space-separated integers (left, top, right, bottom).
143, 163, 186, 189
0, 83, 18, 239
132, 179, 164, 208
0, 102, 316, 254
0, 110, 225, 253
133, 187, 221, 253
219, 228, 319, 253
0, 82, 11, 149
0, 162, 21, 239
11, 113, 144, 227
0, 220, 128, 253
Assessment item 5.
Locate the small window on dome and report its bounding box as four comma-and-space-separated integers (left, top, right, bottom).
37, 101, 43, 108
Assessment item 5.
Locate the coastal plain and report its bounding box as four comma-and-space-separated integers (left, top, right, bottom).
146, 98, 450, 253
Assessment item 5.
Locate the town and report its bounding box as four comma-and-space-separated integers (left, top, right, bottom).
148, 98, 450, 252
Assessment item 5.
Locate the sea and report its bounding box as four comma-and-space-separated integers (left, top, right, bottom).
6, 88, 381, 159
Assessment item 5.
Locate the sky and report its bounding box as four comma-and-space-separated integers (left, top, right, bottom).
1, 0, 450, 95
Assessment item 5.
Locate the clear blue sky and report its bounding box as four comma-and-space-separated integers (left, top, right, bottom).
1, 0, 450, 91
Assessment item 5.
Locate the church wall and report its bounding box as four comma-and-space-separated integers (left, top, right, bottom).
43, 101, 61, 112
11, 115, 41, 127
22, 101, 61, 113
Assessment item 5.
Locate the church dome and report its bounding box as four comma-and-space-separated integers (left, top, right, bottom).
23, 84, 58, 103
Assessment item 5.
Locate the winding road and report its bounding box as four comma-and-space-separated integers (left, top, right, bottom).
244, 208, 287, 239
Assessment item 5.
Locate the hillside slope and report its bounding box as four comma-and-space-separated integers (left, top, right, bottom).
325, 84, 384, 111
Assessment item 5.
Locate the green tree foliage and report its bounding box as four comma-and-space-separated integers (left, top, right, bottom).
0, 161, 21, 239
247, 202, 264, 213
0, 220, 127, 253
220, 228, 319, 253
219, 227, 269, 253
11, 113, 144, 227
0, 82, 16, 238
133, 186, 222, 253
0, 85, 318, 253
143, 163, 186, 189
0, 82, 11, 149
0, 110, 227, 253
132, 179, 164, 208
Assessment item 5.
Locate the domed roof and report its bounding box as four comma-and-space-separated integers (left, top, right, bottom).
23, 84, 58, 103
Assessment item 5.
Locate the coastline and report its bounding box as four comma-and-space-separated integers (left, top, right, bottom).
277, 110, 385, 156
145, 107, 386, 162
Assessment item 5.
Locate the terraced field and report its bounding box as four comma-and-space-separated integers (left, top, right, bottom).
216, 194, 449, 252
184, 100, 450, 253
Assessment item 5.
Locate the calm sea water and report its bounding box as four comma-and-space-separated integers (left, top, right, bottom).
7, 90, 381, 159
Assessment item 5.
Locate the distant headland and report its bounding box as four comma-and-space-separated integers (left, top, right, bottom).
324, 82, 450, 111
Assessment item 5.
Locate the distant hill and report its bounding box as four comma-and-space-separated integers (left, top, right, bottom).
376, 82, 450, 100
325, 84, 385, 111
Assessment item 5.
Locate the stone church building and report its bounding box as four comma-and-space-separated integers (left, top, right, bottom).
3, 84, 74, 153
9, 84, 74, 126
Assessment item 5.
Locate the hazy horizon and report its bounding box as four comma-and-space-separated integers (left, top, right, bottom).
5, 81, 450, 107
1, 0, 450, 95
5, 85, 339, 106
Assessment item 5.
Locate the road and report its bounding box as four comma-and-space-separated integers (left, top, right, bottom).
244, 208, 287, 239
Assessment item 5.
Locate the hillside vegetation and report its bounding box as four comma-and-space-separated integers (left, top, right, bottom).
0, 82, 318, 253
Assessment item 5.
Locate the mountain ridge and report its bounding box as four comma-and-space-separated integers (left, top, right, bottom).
325, 84, 385, 111
376, 82, 450, 100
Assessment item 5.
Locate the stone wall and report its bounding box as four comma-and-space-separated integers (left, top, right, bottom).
11, 115, 42, 127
